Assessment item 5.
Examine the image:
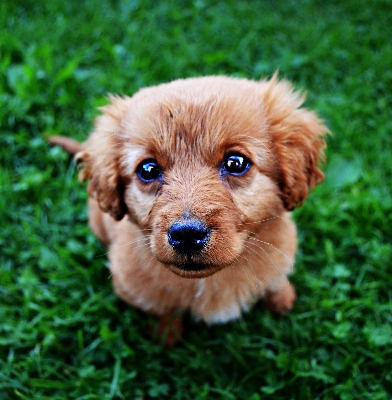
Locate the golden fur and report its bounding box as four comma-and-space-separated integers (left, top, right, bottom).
50, 75, 328, 345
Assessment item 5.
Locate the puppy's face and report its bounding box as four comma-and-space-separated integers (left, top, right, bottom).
79, 76, 327, 278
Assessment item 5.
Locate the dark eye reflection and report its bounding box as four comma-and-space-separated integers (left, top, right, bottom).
136, 160, 162, 182
222, 153, 251, 176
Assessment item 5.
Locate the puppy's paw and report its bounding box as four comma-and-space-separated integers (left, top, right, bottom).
263, 280, 297, 314
151, 312, 184, 348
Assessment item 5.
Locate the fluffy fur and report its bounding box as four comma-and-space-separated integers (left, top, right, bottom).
50, 75, 328, 346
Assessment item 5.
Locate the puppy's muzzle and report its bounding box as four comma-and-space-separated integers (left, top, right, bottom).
168, 219, 210, 256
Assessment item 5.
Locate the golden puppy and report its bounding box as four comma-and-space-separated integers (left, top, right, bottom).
49, 75, 327, 346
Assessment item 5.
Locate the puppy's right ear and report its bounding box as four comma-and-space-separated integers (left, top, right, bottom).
76, 96, 130, 221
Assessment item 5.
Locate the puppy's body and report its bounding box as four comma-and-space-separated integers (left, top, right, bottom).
51, 75, 327, 341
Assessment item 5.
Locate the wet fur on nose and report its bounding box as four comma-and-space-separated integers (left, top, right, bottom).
168, 220, 210, 255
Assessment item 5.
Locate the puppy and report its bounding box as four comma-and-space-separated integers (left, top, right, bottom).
49, 74, 327, 346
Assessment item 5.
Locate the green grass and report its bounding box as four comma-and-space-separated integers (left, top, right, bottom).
1, 0, 391, 398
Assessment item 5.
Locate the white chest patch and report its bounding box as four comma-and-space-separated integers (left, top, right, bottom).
203, 302, 244, 324
194, 279, 206, 298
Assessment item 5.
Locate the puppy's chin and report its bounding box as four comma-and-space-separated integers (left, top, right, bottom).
164, 262, 226, 279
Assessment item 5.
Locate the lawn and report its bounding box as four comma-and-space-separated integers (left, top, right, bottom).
1, 0, 391, 398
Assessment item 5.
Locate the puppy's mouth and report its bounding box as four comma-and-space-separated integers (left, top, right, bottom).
166, 259, 224, 278
178, 261, 210, 272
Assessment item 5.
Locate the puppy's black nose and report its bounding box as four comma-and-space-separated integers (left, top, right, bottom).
168, 220, 210, 255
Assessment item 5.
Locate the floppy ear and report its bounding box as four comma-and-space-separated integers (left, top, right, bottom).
262, 75, 328, 211
76, 96, 130, 221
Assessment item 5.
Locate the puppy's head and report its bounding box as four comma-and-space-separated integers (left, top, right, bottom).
77, 75, 328, 278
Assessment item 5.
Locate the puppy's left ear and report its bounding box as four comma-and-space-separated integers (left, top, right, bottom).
262, 76, 329, 211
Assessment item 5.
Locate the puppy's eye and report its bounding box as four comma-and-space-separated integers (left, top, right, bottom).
223, 153, 251, 176
136, 160, 161, 183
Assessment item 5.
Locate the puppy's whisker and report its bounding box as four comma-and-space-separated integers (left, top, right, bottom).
244, 239, 290, 281
243, 215, 290, 225
241, 244, 269, 285
244, 240, 282, 281
97, 236, 150, 257
225, 247, 258, 291
221, 248, 239, 275
102, 142, 122, 159
243, 216, 278, 225
243, 230, 294, 269
240, 251, 261, 291
123, 228, 153, 234
237, 196, 282, 218
248, 136, 278, 163
233, 245, 264, 291
104, 130, 119, 140
132, 242, 152, 251
119, 236, 150, 248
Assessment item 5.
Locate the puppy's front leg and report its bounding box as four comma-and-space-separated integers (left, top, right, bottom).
262, 278, 297, 314
156, 312, 184, 348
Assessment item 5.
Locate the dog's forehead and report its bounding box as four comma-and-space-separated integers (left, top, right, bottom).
152, 101, 254, 164
122, 79, 270, 168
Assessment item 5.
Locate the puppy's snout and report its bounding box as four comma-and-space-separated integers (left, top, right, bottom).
168, 220, 210, 255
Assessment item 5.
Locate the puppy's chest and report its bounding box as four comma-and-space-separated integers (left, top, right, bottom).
111, 249, 263, 323
189, 269, 264, 324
